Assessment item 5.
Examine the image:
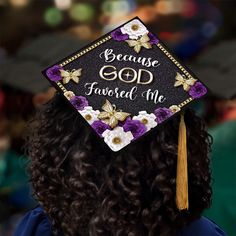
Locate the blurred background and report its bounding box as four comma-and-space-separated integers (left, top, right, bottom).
0, 0, 235, 235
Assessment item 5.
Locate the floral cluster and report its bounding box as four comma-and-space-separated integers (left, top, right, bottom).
188, 82, 208, 99
174, 72, 207, 99
111, 19, 159, 53
46, 65, 62, 82
45, 68, 207, 152
46, 65, 82, 84
62, 92, 181, 151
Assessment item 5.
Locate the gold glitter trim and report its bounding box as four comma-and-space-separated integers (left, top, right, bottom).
59, 35, 112, 67
178, 97, 193, 108
157, 43, 194, 80
56, 81, 67, 93
157, 42, 195, 107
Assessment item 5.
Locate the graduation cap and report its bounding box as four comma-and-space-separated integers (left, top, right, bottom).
0, 34, 86, 93
42, 17, 208, 211
190, 40, 236, 99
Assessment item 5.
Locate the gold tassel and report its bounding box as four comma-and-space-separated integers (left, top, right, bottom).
176, 112, 189, 210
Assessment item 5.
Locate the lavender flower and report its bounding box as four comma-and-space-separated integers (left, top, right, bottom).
92, 120, 111, 137
46, 65, 62, 82
148, 32, 159, 45
70, 96, 88, 111
154, 108, 173, 123
111, 28, 129, 41
188, 82, 207, 99
123, 117, 147, 139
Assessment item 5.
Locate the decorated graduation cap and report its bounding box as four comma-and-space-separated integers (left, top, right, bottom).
42, 17, 208, 211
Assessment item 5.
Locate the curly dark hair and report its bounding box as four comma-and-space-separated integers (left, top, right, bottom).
26, 93, 212, 236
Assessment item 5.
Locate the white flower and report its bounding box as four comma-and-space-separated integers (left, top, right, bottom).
169, 105, 181, 113
79, 106, 100, 124
102, 126, 133, 152
121, 19, 149, 39
133, 111, 157, 131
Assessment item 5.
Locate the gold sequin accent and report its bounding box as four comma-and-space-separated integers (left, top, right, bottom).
85, 114, 92, 120
112, 137, 121, 144
141, 118, 148, 124
131, 24, 139, 31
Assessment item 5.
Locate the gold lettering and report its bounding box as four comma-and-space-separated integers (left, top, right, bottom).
99, 65, 117, 81
99, 65, 154, 85
137, 69, 153, 84
118, 67, 137, 83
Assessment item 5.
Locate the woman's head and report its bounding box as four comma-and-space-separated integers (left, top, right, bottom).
27, 93, 212, 236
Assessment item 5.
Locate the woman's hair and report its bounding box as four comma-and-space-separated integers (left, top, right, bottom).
26, 93, 212, 236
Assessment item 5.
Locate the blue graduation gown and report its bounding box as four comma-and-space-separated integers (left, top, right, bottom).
14, 206, 227, 236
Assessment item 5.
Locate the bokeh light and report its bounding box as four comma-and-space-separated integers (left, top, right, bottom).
201, 22, 217, 38
181, 0, 198, 18
69, 3, 95, 22
44, 7, 63, 27
155, 0, 183, 15
54, 0, 72, 10
102, 0, 132, 17
68, 25, 93, 40
0, 0, 7, 6
9, 0, 29, 7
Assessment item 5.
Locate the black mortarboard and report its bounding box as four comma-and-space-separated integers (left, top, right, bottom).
42, 17, 208, 210
190, 40, 236, 99
0, 34, 85, 93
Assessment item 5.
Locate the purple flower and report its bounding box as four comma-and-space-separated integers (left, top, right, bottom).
91, 120, 111, 137
70, 96, 88, 111
154, 108, 173, 123
188, 82, 207, 99
148, 32, 159, 45
111, 28, 129, 41
123, 117, 147, 139
46, 65, 62, 82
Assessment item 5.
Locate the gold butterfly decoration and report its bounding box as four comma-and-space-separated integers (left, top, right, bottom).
60, 68, 82, 84
174, 72, 197, 91
98, 99, 130, 128
126, 34, 152, 53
